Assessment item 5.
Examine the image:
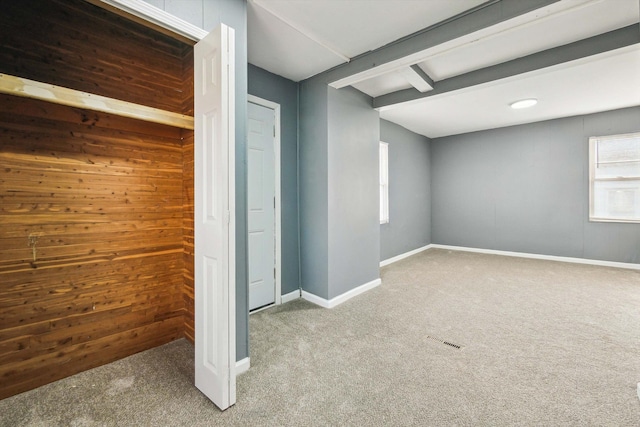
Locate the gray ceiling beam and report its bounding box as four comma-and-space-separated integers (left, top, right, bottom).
324, 0, 561, 86
374, 25, 640, 109
410, 65, 435, 89
397, 65, 435, 92
398, 65, 435, 92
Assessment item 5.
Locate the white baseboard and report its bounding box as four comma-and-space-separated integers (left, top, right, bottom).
380, 244, 433, 267
300, 291, 330, 308
235, 357, 250, 376
430, 244, 640, 270
250, 290, 301, 315
281, 289, 301, 304
301, 278, 381, 309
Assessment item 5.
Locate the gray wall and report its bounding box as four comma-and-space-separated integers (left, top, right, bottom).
247, 64, 300, 295
327, 87, 380, 299
432, 106, 640, 264
380, 120, 431, 261
299, 80, 381, 300
299, 78, 329, 299
143, 0, 250, 361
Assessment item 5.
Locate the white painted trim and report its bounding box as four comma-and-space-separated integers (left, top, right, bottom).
96, 0, 207, 41
379, 141, 389, 225
235, 358, 250, 376
300, 291, 331, 308
281, 289, 301, 304
247, 95, 280, 112
249, 303, 274, 315
302, 278, 381, 309
248, 290, 298, 314
380, 244, 433, 267
430, 244, 640, 270
588, 133, 640, 224
226, 27, 237, 406
247, 95, 282, 306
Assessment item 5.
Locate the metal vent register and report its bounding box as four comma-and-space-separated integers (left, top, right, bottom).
426, 335, 462, 350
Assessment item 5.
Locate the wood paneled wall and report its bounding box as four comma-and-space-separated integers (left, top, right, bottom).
182, 130, 195, 344
0, 0, 186, 114
181, 49, 196, 344
0, 0, 196, 399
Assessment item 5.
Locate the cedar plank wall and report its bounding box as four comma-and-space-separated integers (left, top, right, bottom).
181, 48, 195, 344
0, 0, 186, 113
0, 0, 195, 399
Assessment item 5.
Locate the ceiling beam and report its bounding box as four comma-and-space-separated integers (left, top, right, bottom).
374, 25, 640, 109
326, 0, 561, 88
398, 66, 434, 93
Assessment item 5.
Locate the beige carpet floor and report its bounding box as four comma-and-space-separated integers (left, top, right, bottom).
1, 249, 639, 426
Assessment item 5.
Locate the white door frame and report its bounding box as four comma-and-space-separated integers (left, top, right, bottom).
248, 95, 281, 308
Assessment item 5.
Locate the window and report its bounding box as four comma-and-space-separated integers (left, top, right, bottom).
589, 132, 640, 222
380, 141, 389, 224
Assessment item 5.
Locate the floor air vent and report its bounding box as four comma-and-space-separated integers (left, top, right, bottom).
426, 335, 462, 350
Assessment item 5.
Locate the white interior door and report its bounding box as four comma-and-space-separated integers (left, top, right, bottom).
194, 23, 236, 411
247, 102, 276, 311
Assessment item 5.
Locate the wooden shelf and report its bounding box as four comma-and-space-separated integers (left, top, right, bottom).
0, 73, 194, 130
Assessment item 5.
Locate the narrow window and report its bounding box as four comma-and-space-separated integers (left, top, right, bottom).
380, 141, 389, 224
589, 132, 640, 222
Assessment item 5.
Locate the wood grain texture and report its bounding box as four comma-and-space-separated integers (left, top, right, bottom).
0, 0, 196, 399
0, 74, 195, 130
0, 0, 187, 114
182, 131, 195, 344
181, 48, 195, 344
0, 97, 186, 399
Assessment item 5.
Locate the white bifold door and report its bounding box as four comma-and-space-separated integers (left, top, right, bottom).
247, 102, 276, 311
194, 24, 236, 410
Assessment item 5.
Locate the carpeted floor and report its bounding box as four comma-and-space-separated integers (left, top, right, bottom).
2, 249, 640, 426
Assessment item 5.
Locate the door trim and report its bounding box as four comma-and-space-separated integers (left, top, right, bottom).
88, 0, 207, 41
248, 95, 282, 306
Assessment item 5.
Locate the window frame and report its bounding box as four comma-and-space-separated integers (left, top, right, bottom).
588, 132, 640, 223
379, 141, 389, 225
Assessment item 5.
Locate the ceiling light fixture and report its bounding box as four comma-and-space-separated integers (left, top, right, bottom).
510, 98, 538, 109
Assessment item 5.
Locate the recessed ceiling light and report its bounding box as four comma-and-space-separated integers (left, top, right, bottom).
510, 98, 538, 109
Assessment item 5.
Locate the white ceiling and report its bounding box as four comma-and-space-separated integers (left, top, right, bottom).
248, 0, 486, 82
247, 0, 640, 138
413, 0, 639, 81
381, 45, 640, 138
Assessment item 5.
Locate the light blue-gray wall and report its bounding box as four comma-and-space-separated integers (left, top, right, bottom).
380, 119, 431, 261
299, 78, 329, 299
431, 106, 640, 264
327, 87, 380, 299
142, 0, 227, 30
142, 0, 249, 361
247, 64, 300, 295
299, 79, 380, 300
